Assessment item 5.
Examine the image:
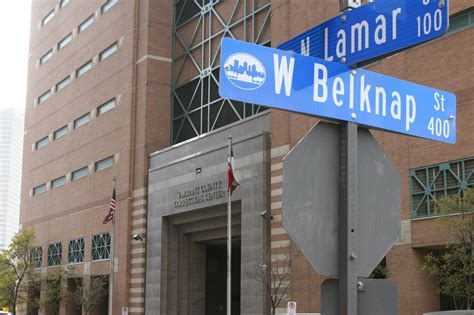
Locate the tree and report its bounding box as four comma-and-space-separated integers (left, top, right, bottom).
421, 188, 474, 310
0, 228, 37, 315
41, 266, 73, 315
69, 275, 108, 315
246, 244, 301, 315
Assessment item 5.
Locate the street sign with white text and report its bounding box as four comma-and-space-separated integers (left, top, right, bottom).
277, 0, 449, 65
219, 38, 456, 143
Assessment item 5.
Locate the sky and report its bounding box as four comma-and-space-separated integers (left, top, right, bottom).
0, 1, 31, 112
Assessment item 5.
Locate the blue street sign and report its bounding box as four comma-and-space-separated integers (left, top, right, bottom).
219, 38, 456, 143
277, 0, 449, 65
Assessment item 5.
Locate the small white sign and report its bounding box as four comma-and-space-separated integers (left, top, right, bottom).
122, 307, 128, 315
287, 301, 297, 315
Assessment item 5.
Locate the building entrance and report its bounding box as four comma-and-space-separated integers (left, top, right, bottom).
205, 242, 241, 315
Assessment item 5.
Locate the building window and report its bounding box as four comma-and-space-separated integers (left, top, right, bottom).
55, 76, 71, 92
95, 156, 114, 172
40, 49, 53, 65
47, 242, 62, 266
410, 157, 474, 218
78, 15, 94, 33
35, 136, 49, 150
101, 0, 118, 14
53, 125, 68, 140
42, 10, 55, 26
76, 60, 92, 78
68, 238, 84, 264
97, 98, 116, 116
60, 0, 70, 9
33, 184, 47, 196
30, 247, 43, 268
92, 233, 110, 261
73, 113, 91, 129
58, 33, 73, 50
38, 90, 51, 105
446, 7, 474, 35
71, 166, 89, 181
172, 0, 270, 143
99, 42, 118, 61
51, 176, 66, 189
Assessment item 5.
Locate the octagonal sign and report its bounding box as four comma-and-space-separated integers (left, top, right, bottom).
282, 122, 401, 277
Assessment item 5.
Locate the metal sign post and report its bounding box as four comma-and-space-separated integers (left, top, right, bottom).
339, 2, 359, 313
339, 122, 358, 315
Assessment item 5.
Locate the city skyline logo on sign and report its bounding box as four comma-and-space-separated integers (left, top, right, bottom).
224, 53, 266, 90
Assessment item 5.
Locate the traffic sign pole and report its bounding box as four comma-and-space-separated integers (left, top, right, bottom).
338, 1, 359, 313
339, 122, 359, 315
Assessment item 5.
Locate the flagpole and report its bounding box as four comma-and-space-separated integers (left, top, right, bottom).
227, 134, 232, 315
108, 177, 116, 315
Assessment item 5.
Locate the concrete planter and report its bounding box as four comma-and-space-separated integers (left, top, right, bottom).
424, 311, 474, 315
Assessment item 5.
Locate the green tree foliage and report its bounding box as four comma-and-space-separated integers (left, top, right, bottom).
0, 229, 37, 315
69, 276, 108, 315
421, 188, 474, 310
41, 266, 72, 315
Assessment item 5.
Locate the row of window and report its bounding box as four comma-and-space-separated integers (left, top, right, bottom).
41, 0, 117, 28
41, 0, 70, 27
39, 0, 119, 66
34, 97, 117, 151
30, 233, 110, 268
32, 155, 115, 196
37, 41, 119, 106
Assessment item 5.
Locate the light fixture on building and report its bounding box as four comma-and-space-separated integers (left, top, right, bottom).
260, 210, 273, 220
131, 234, 143, 241
195, 167, 202, 174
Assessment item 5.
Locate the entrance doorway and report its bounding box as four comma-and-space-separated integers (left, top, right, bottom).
205, 242, 241, 315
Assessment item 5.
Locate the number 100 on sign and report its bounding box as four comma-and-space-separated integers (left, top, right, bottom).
417, 0, 445, 37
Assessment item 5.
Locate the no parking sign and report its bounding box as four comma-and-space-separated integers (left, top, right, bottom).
287, 301, 297, 315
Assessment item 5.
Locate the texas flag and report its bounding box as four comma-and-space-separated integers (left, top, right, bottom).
227, 147, 239, 194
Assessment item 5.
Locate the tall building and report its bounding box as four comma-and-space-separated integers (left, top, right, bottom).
0, 109, 23, 250
21, 1, 473, 315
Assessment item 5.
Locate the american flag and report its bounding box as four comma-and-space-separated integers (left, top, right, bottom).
102, 188, 116, 224
227, 147, 239, 194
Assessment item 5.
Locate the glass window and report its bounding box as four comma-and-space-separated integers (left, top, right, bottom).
92, 233, 110, 260
99, 42, 118, 61
78, 15, 94, 33
171, 0, 270, 143
101, 0, 118, 14
97, 98, 116, 116
38, 90, 51, 105
76, 60, 92, 78
410, 157, 474, 218
58, 33, 73, 50
55, 76, 71, 92
68, 238, 84, 264
51, 176, 66, 189
42, 10, 55, 26
47, 242, 62, 266
95, 156, 114, 172
60, 0, 70, 9
30, 247, 43, 268
35, 136, 49, 150
73, 113, 91, 129
33, 184, 47, 196
53, 125, 68, 140
71, 166, 89, 181
40, 49, 53, 65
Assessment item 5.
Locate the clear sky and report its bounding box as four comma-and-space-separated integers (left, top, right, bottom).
0, 1, 31, 112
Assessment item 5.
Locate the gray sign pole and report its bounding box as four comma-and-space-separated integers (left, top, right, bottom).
338, 2, 360, 313
339, 122, 358, 315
